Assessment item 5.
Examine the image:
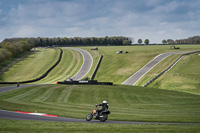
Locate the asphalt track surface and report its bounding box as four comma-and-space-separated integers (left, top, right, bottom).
67, 48, 93, 80
0, 50, 199, 125
122, 51, 192, 85
0, 85, 200, 125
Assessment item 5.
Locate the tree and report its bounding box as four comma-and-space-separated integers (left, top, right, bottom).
162, 39, 167, 44
167, 39, 174, 45
123, 40, 131, 45
138, 39, 142, 44
144, 39, 149, 45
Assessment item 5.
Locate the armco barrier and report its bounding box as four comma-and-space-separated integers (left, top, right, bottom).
0, 48, 63, 84
143, 51, 200, 87
90, 55, 103, 80
57, 80, 113, 85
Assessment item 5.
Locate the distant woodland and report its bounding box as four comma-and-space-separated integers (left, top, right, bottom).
0, 39, 33, 64
175, 36, 200, 44
2, 36, 132, 47
0, 36, 131, 64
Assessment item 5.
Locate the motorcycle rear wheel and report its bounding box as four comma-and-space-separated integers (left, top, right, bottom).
99, 114, 107, 122
86, 114, 93, 121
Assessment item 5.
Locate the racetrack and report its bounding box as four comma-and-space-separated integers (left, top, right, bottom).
1, 109, 199, 125
68, 48, 93, 80
0, 49, 200, 125
0, 85, 199, 125
122, 51, 192, 85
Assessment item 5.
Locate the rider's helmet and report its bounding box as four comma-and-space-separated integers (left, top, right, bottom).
103, 100, 107, 103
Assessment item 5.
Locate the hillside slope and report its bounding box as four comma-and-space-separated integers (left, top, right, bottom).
0, 84, 199, 123
149, 53, 200, 95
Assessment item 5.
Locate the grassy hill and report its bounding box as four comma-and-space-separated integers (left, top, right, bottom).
0, 48, 59, 82
1, 45, 199, 85
82, 45, 200, 84
148, 53, 200, 95
0, 84, 199, 123
0, 45, 200, 132
0, 48, 83, 84
34, 48, 83, 84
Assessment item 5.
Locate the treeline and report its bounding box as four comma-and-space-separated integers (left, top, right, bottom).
3, 36, 132, 47
176, 36, 200, 44
0, 39, 33, 63
162, 36, 200, 44
0, 36, 131, 64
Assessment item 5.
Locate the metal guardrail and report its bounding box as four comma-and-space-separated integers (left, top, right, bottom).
90, 55, 103, 80
57, 80, 113, 85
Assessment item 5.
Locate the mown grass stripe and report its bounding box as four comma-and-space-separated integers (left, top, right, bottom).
0, 84, 200, 122
34, 48, 83, 84
67, 49, 83, 78
0, 49, 58, 82
33, 85, 61, 102
44, 87, 64, 102
56, 86, 73, 103
5, 86, 45, 102
49, 49, 76, 82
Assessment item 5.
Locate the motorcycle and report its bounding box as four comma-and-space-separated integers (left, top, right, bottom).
86, 105, 111, 122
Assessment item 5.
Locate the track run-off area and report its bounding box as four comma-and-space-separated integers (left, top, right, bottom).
122, 51, 194, 85
0, 85, 200, 125
0, 47, 200, 125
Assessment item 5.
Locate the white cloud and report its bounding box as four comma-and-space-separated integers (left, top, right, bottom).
12, 25, 37, 37
0, 0, 200, 43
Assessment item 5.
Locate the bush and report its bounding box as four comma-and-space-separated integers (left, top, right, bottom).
0, 40, 33, 64
0, 49, 12, 63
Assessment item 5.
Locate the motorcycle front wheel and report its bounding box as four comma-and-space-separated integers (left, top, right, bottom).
99, 114, 107, 122
86, 114, 93, 121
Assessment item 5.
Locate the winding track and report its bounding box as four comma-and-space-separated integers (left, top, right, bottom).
0, 85, 200, 125
68, 48, 93, 80
0, 49, 199, 125
122, 51, 192, 85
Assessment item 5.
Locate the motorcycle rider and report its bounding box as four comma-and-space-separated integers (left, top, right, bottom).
96, 100, 109, 116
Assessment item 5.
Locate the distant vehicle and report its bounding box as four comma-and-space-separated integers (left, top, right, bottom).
91, 47, 98, 50
170, 45, 180, 49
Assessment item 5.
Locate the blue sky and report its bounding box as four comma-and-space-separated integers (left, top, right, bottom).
0, 0, 200, 43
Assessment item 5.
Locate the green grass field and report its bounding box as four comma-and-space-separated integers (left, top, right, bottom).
34, 48, 83, 84
0, 84, 199, 123
81, 45, 200, 84
1, 45, 199, 85
148, 53, 200, 95
0, 48, 59, 82
0, 119, 200, 133
135, 54, 182, 86
0, 45, 200, 132
0, 48, 83, 84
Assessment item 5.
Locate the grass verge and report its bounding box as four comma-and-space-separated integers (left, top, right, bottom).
148, 53, 200, 95
0, 48, 59, 82
0, 119, 200, 133
0, 48, 83, 84
34, 48, 83, 84
81, 45, 200, 84
135, 54, 181, 86
0, 84, 199, 123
